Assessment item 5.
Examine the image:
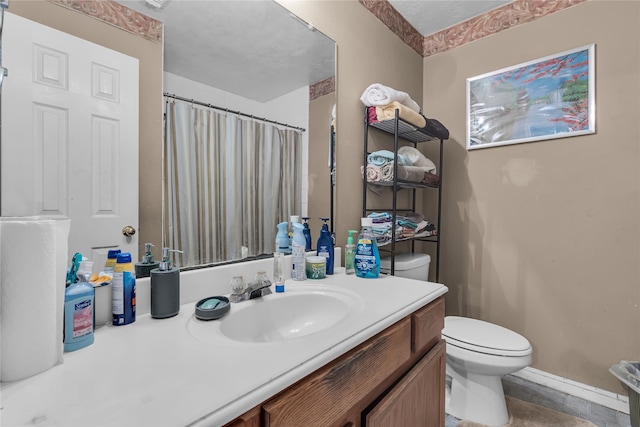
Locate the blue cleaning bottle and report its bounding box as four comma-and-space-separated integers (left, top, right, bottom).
355, 217, 381, 278
302, 217, 312, 251
275, 221, 290, 254
64, 260, 95, 352
316, 217, 334, 275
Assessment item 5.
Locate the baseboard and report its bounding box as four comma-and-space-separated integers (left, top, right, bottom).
511, 367, 630, 414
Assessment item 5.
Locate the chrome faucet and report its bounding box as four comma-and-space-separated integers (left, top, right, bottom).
229, 273, 273, 303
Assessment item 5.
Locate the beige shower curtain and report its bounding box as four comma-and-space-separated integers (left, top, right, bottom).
164, 99, 302, 267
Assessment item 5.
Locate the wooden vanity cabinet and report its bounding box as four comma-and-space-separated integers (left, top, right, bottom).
225, 296, 445, 427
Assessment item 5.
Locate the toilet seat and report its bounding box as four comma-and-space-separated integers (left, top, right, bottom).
443, 316, 532, 357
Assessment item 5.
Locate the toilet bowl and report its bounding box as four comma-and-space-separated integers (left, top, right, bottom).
443, 316, 532, 427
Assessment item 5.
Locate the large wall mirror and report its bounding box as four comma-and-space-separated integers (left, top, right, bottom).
119, 0, 336, 269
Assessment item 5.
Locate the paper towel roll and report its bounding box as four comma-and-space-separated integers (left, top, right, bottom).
0, 217, 70, 382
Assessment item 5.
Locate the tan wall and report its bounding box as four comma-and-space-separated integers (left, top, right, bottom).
422, 1, 640, 393
9, 0, 164, 256
308, 92, 335, 238
278, 0, 424, 251
14, 0, 637, 396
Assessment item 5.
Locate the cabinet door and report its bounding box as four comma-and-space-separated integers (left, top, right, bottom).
263, 318, 412, 426
365, 340, 446, 427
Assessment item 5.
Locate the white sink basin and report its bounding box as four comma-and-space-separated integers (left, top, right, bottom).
188, 284, 364, 343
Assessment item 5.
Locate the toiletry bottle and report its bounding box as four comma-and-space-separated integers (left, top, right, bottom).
150, 247, 183, 319
345, 230, 358, 275
288, 215, 300, 253
275, 221, 290, 254
135, 243, 159, 279
273, 252, 285, 292
112, 252, 136, 325
302, 217, 312, 251
291, 222, 307, 281
103, 249, 121, 278
354, 217, 381, 279
64, 260, 95, 352
316, 217, 334, 275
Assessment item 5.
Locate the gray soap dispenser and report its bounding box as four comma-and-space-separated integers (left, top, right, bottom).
150, 247, 183, 319
135, 243, 160, 278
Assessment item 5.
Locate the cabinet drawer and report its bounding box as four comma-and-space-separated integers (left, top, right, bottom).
411, 296, 444, 354
263, 317, 412, 427
365, 339, 446, 427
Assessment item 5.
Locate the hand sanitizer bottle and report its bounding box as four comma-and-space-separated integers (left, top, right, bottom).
345, 230, 358, 275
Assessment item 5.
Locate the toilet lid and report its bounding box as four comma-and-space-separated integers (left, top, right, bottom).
442, 316, 532, 356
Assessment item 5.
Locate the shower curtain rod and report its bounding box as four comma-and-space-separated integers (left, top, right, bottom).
163, 92, 306, 133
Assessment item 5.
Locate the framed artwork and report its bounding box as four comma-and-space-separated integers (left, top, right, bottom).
467, 44, 595, 150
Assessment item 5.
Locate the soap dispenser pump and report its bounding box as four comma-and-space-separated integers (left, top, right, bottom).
302, 217, 312, 251
134, 243, 160, 278
316, 217, 334, 275
150, 247, 183, 319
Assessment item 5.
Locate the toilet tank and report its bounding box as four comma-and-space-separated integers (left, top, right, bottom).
380, 253, 431, 281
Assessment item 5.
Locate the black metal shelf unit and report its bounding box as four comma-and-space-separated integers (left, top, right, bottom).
362, 107, 445, 281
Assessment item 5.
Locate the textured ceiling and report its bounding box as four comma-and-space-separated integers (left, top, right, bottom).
388, 0, 514, 36
115, 0, 515, 101
116, 0, 336, 102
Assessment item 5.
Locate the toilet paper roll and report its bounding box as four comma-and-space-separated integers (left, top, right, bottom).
0, 217, 70, 382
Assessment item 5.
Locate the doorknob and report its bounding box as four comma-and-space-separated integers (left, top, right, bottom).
122, 226, 136, 237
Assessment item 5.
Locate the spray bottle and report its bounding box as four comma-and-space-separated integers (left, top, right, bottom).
288, 215, 300, 253
291, 222, 307, 281
275, 221, 290, 254
345, 230, 357, 275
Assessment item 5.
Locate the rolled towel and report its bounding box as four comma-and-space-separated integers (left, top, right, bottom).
397, 146, 437, 173
367, 106, 379, 124
380, 162, 394, 181
376, 101, 427, 128
367, 150, 410, 166
360, 83, 421, 113
360, 164, 382, 182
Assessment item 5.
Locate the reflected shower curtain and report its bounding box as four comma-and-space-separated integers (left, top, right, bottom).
164, 99, 302, 266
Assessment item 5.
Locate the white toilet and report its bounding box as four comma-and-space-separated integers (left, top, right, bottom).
442, 316, 532, 426
380, 253, 533, 427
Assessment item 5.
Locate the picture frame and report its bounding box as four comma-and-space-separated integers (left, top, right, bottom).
466, 44, 595, 150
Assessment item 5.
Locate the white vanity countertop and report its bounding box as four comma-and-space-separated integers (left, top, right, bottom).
1, 269, 447, 427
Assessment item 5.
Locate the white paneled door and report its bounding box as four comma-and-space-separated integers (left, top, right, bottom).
1, 12, 139, 268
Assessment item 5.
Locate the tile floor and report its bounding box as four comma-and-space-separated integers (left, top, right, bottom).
445, 374, 632, 427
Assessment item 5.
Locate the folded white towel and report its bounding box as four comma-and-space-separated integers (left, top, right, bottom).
360, 83, 421, 113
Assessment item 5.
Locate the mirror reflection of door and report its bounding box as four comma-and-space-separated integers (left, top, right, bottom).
0, 12, 139, 267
